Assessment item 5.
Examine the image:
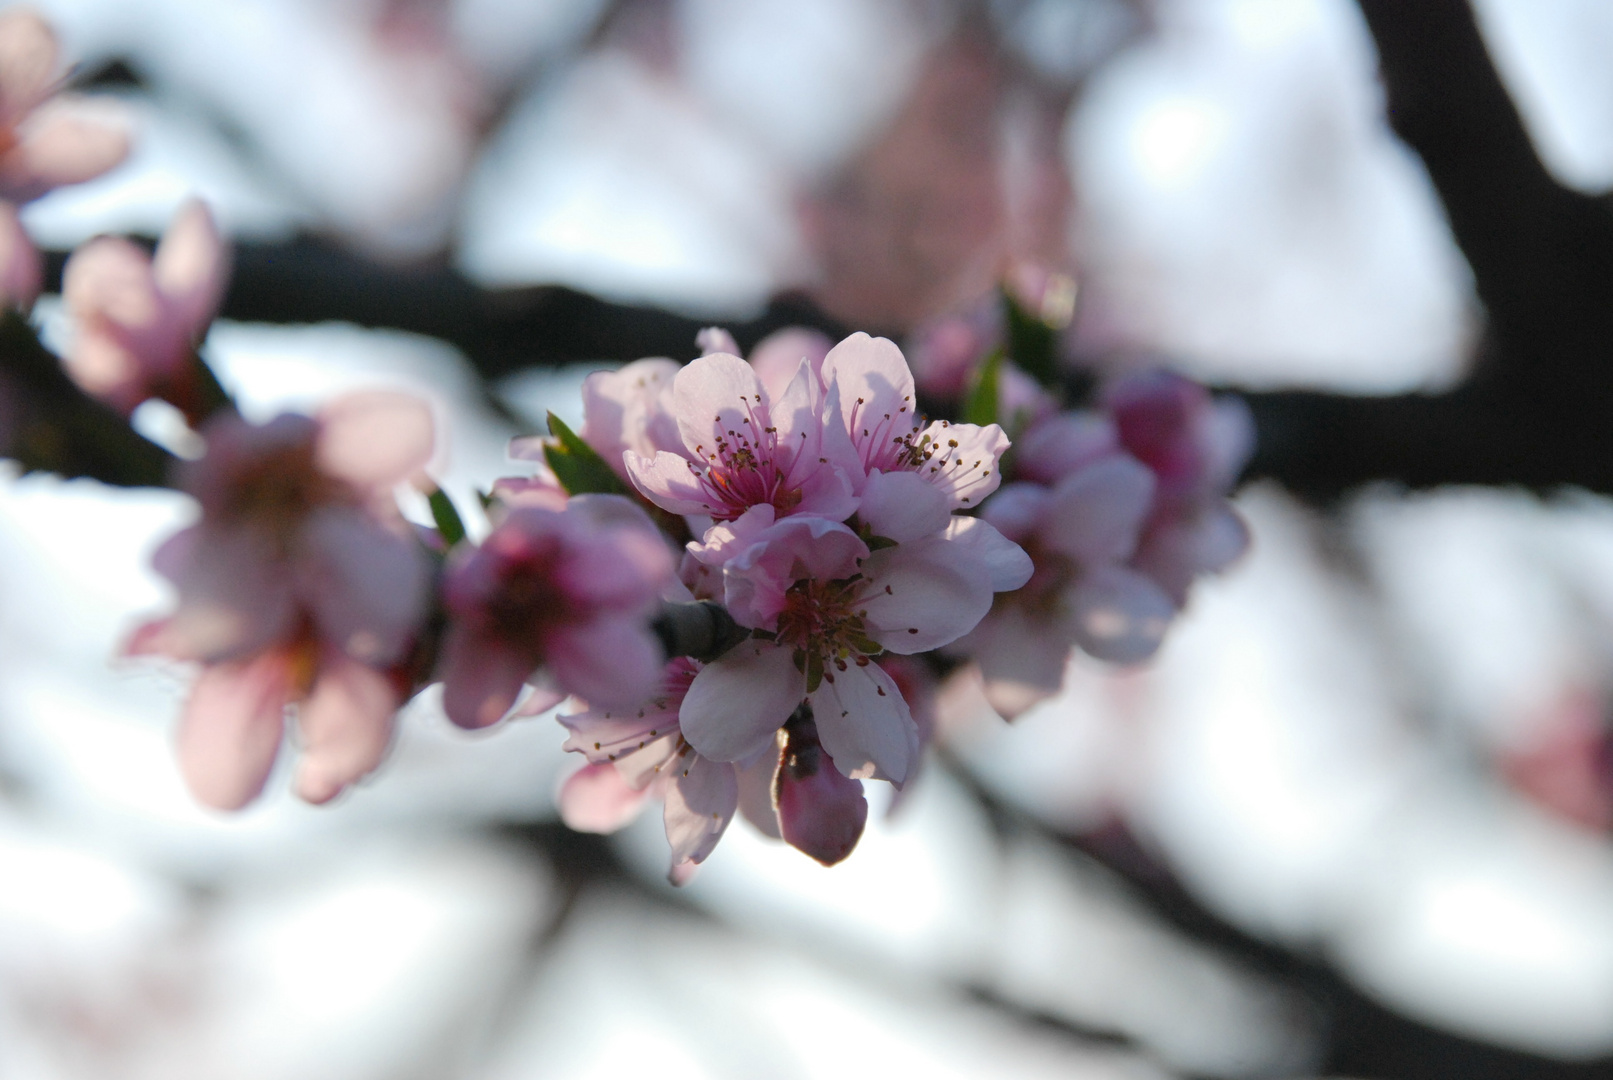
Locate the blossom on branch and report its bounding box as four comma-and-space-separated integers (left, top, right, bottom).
557, 657, 767, 882
0, 7, 129, 202
61, 198, 229, 419
623, 349, 860, 523
129, 391, 435, 809
682, 512, 1029, 785
437, 494, 675, 728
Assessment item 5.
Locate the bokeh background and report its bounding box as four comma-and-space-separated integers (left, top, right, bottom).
5, 0, 1613, 1076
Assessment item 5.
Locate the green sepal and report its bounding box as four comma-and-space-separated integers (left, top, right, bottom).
427, 486, 467, 547
963, 346, 1003, 428
543, 411, 631, 497
1003, 286, 1059, 388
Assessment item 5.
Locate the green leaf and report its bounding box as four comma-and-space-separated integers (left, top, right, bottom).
1003, 286, 1059, 389
963, 346, 1003, 428
427, 486, 467, 546
542, 412, 631, 496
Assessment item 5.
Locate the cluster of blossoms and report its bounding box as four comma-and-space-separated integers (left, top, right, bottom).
0, 8, 1251, 880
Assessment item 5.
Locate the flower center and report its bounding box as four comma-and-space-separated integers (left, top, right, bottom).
774, 577, 882, 691
688, 404, 801, 519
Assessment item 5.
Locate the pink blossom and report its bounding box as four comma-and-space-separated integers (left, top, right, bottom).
438, 494, 675, 728
818, 332, 1010, 520
624, 350, 859, 523
0, 9, 129, 203
1103, 370, 1253, 603
680, 514, 1030, 784
130, 391, 436, 808
558, 356, 683, 483
557, 657, 769, 880
957, 453, 1176, 718
61, 199, 228, 417
710, 325, 833, 402
0, 199, 39, 309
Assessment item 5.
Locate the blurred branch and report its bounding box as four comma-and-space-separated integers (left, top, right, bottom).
46, 239, 855, 380
1241, 0, 1613, 501
0, 311, 174, 488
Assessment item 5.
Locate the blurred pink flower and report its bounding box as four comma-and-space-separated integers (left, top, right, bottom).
558, 657, 774, 880
61, 199, 228, 417
958, 452, 1174, 718
624, 350, 858, 523
0, 8, 129, 202
130, 391, 436, 808
681, 513, 1029, 785
1104, 370, 1253, 603
563, 356, 683, 483
703, 325, 833, 402
0, 198, 39, 309
438, 494, 674, 729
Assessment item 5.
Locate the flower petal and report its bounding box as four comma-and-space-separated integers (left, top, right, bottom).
293, 652, 399, 804
1043, 455, 1155, 565
176, 652, 290, 810
1068, 565, 1176, 664
918, 420, 1007, 510
810, 663, 917, 786
545, 615, 664, 712
438, 626, 532, 729
558, 762, 651, 833
680, 642, 804, 762
664, 753, 738, 866
4, 96, 128, 199
297, 507, 430, 665
861, 538, 994, 653
316, 389, 435, 490
153, 197, 227, 333
858, 469, 950, 542
942, 515, 1033, 592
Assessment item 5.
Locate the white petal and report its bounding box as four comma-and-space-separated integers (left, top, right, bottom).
664, 753, 738, 866
679, 642, 804, 762
810, 663, 917, 786
1043, 455, 1155, 565
1068, 565, 1176, 664
859, 469, 950, 542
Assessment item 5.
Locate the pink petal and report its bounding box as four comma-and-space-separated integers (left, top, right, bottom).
438, 626, 533, 729
696, 327, 740, 357
546, 615, 664, 711
748, 327, 831, 400
293, 652, 400, 804
1014, 412, 1117, 485
955, 608, 1070, 720
0, 10, 59, 119
941, 515, 1033, 592
1202, 397, 1255, 491
670, 352, 768, 466
625, 449, 717, 517
820, 333, 915, 458
1068, 565, 1176, 664
162, 523, 299, 661
6, 96, 129, 198
664, 752, 738, 866
810, 662, 917, 785
1043, 455, 1155, 566
777, 725, 867, 866
296, 506, 429, 665
579, 357, 682, 472
176, 652, 291, 810
858, 469, 950, 542
316, 389, 435, 490
918, 420, 1008, 510
680, 641, 804, 762
861, 538, 993, 654
980, 482, 1051, 544
153, 197, 227, 333
558, 762, 651, 833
